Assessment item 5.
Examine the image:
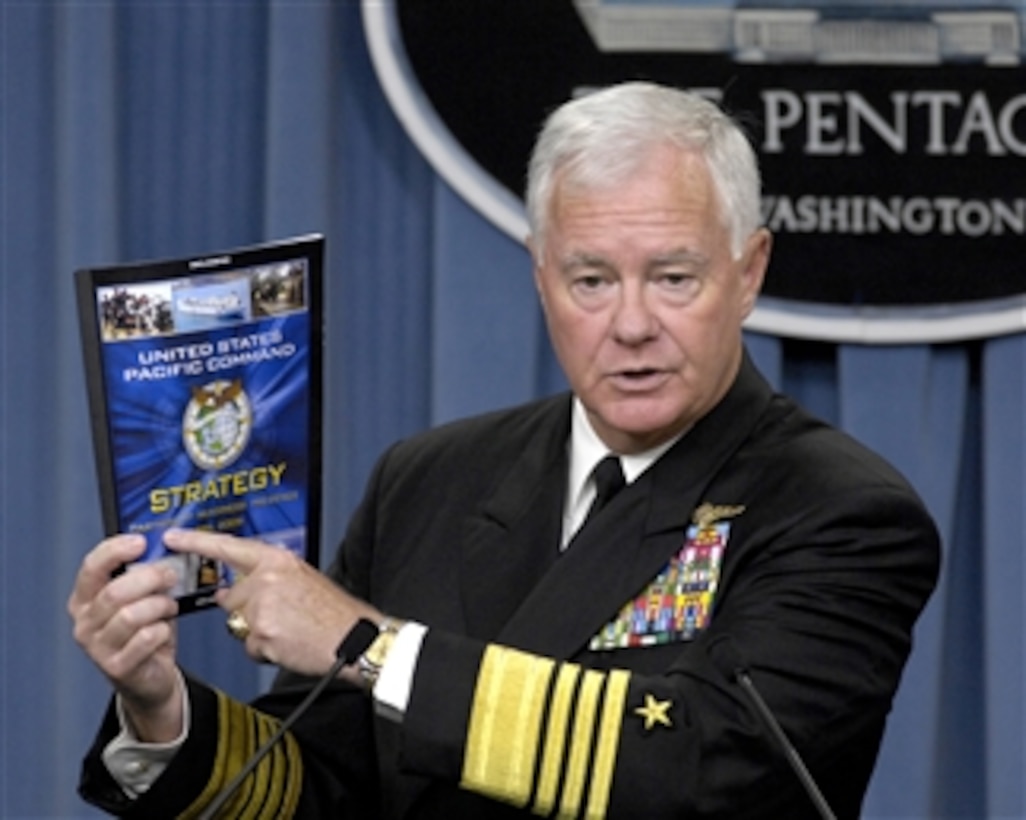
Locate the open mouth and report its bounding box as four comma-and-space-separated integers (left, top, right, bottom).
611, 368, 668, 389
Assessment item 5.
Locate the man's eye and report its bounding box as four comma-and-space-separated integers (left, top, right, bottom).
655, 272, 702, 303
570, 272, 613, 294
659, 272, 701, 292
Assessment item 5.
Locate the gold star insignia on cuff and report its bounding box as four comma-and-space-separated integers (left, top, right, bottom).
635, 693, 673, 731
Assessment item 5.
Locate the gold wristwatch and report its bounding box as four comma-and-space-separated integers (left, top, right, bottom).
357, 617, 403, 690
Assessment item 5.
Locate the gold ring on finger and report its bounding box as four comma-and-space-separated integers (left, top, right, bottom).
226, 610, 250, 641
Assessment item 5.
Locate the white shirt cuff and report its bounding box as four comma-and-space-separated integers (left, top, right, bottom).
101, 668, 190, 797
372, 621, 428, 721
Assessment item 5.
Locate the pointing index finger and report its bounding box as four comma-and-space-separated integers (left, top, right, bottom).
162, 528, 264, 576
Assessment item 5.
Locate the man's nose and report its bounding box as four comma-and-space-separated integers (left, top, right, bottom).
610, 284, 659, 344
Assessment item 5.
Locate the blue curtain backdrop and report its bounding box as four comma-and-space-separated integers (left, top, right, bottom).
1, 3, 1023, 818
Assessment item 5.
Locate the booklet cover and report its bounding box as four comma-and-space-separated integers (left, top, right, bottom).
76, 235, 324, 614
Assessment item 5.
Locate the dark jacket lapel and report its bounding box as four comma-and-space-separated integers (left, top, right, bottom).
459, 397, 571, 642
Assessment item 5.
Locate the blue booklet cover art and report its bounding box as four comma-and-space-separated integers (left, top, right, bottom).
92, 256, 316, 610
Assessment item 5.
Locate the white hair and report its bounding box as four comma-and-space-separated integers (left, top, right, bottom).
526, 82, 762, 259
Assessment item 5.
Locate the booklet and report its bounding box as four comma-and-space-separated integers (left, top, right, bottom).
76, 235, 324, 614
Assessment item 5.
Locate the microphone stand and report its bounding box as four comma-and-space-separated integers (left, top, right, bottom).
734, 669, 838, 820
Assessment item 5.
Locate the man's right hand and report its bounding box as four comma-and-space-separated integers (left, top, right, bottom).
68, 534, 184, 743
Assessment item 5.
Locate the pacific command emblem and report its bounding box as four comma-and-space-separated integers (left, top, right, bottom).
182, 378, 253, 470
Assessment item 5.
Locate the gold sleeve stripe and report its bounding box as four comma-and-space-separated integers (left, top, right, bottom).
233, 710, 265, 818
235, 712, 276, 820
532, 663, 582, 816
584, 669, 630, 819
556, 669, 605, 818
461, 646, 633, 819
461, 645, 556, 807
235, 715, 302, 820
266, 731, 302, 818
180, 694, 252, 819
179, 692, 302, 819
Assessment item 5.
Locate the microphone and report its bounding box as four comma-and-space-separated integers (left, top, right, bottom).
711, 638, 838, 820
197, 618, 379, 820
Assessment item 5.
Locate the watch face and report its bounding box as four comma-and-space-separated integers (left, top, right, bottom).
360, 624, 399, 678
365, 639, 386, 667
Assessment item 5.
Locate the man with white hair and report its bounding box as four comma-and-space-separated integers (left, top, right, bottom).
71, 81, 939, 819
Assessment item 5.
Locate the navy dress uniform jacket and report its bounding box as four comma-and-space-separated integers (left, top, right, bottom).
80, 353, 941, 819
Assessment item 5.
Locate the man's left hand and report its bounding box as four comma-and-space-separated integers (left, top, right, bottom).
163, 529, 381, 680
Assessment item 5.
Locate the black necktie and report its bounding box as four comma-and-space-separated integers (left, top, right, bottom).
581, 455, 625, 530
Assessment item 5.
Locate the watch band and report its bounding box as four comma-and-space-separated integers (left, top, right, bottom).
356, 616, 403, 691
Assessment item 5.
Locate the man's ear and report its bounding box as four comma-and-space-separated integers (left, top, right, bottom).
526, 235, 544, 295
739, 228, 772, 318
525, 235, 536, 264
